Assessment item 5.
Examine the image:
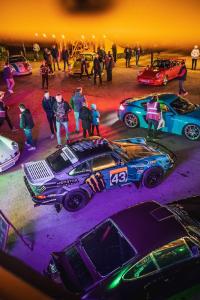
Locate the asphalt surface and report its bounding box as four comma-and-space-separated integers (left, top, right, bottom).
0, 55, 200, 273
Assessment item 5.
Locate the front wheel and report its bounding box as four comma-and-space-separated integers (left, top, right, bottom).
183, 124, 200, 141
142, 167, 164, 188
124, 113, 139, 128
63, 190, 89, 212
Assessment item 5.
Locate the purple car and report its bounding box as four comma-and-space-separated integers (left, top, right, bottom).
46, 199, 200, 299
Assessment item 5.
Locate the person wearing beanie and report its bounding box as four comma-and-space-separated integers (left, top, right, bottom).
191, 45, 199, 70
91, 103, 100, 136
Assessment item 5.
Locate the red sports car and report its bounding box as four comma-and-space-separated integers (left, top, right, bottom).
137, 58, 184, 86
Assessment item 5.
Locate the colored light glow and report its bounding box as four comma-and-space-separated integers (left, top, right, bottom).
34, 33, 38, 37
92, 34, 95, 39
61, 34, 65, 39
107, 267, 129, 290
103, 34, 107, 39
81, 34, 85, 40
52, 34, 56, 38
42, 33, 47, 38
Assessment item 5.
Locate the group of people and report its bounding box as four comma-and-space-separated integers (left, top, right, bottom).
124, 46, 142, 68
41, 87, 100, 149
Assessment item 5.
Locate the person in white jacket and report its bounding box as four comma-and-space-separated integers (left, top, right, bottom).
191, 45, 199, 70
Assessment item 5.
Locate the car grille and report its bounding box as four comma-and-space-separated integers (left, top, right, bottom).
24, 160, 54, 184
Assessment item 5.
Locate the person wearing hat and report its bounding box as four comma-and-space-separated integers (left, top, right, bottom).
70, 87, 86, 133
91, 103, 100, 136
0, 91, 17, 131
191, 45, 199, 70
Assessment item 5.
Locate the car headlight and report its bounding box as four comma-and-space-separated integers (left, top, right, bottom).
11, 141, 18, 150
119, 104, 125, 111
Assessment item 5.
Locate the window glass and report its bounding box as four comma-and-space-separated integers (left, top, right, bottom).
153, 239, 191, 268
81, 220, 136, 276
69, 162, 90, 176
171, 97, 196, 114
160, 103, 170, 112
123, 255, 157, 280
91, 154, 117, 172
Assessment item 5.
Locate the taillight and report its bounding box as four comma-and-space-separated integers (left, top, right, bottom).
119, 104, 125, 110
35, 195, 47, 200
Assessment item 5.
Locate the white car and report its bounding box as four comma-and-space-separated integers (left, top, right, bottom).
0, 136, 20, 172
9, 55, 32, 76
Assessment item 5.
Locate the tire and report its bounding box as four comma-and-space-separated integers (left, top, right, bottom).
63, 190, 89, 212
142, 167, 164, 188
183, 124, 200, 141
163, 75, 168, 86
124, 113, 139, 128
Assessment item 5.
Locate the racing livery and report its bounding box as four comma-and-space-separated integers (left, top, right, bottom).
137, 58, 184, 86
118, 93, 200, 141
23, 137, 175, 212
9, 55, 32, 76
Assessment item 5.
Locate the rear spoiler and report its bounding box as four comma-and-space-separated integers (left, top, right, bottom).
147, 141, 177, 162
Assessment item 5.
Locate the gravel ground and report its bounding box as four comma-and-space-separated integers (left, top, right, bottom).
0, 54, 200, 273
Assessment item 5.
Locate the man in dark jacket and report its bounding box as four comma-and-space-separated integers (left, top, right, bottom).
93, 54, 102, 85
178, 61, 188, 96
40, 61, 49, 89
3, 62, 15, 94
79, 102, 92, 138
19, 103, 35, 151
53, 94, 71, 147
112, 43, 117, 63
80, 55, 90, 80
61, 47, 69, 72
70, 87, 86, 133
51, 45, 60, 71
42, 91, 56, 139
105, 52, 113, 82
0, 91, 17, 131
124, 47, 132, 68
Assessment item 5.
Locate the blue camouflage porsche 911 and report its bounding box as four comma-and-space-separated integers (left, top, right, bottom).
23, 137, 175, 212
118, 93, 200, 141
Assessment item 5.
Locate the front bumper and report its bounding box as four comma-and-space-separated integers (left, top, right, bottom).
137, 77, 163, 86
24, 176, 59, 206
0, 152, 20, 172
147, 141, 177, 165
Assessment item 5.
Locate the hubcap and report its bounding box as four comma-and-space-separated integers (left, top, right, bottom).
185, 125, 200, 140
125, 114, 138, 128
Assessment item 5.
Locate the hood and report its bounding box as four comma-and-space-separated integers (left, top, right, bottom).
140, 67, 161, 77
24, 160, 54, 185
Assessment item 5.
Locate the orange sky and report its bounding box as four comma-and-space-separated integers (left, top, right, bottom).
1, 0, 200, 46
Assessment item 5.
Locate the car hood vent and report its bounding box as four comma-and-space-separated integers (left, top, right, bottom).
24, 160, 54, 185
151, 207, 174, 222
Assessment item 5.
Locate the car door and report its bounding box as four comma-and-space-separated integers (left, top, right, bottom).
68, 161, 92, 184
89, 153, 130, 189
160, 103, 177, 133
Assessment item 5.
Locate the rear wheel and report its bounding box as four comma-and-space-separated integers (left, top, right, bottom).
183, 124, 200, 141
124, 113, 139, 128
63, 190, 89, 212
142, 167, 164, 188
163, 75, 168, 86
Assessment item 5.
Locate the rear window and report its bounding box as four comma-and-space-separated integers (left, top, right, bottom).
46, 150, 72, 173
9, 56, 26, 63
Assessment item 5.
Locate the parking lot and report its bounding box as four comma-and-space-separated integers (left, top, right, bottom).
0, 56, 200, 273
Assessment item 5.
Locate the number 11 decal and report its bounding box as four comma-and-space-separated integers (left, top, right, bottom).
110, 167, 128, 186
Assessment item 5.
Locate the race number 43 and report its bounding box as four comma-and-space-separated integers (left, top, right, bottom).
110, 167, 128, 186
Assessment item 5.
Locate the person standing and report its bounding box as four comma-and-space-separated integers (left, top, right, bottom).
51, 45, 61, 72
40, 61, 49, 89
135, 47, 141, 66
70, 87, 86, 133
79, 102, 92, 138
0, 91, 17, 131
79, 55, 90, 80
105, 52, 113, 82
91, 104, 100, 136
178, 61, 188, 96
44, 48, 54, 74
33, 43, 40, 61
19, 104, 36, 151
3, 62, 15, 94
146, 95, 161, 140
93, 54, 102, 85
61, 47, 69, 72
124, 47, 132, 68
42, 91, 56, 139
53, 94, 71, 148
112, 43, 117, 63
191, 45, 199, 70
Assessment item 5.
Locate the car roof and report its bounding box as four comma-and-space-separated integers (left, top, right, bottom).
111, 201, 187, 256
67, 138, 112, 162
129, 93, 178, 104
9, 55, 25, 58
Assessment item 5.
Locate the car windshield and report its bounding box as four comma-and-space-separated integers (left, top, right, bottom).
81, 220, 136, 276
111, 142, 157, 160
46, 149, 72, 173
171, 97, 196, 114
152, 60, 170, 68
9, 56, 26, 63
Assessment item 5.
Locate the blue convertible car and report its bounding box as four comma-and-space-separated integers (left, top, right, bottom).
118, 93, 200, 141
